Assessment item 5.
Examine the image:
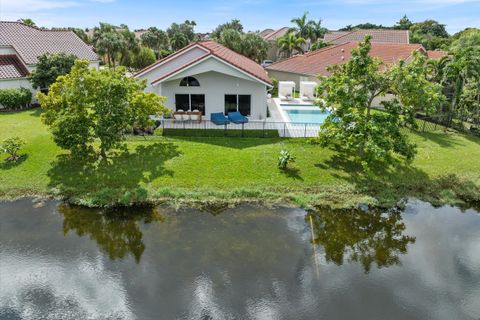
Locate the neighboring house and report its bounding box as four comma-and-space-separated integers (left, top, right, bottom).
135, 40, 272, 120
0, 21, 99, 91
260, 27, 290, 62
266, 42, 424, 87
427, 50, 449, 60
324, 29, 410, 45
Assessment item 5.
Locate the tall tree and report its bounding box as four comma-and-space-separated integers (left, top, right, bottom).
277, 32, 305, 58
38, 60, 168, 159
410, 20, 451, 50
167, 20, 197, 51
211, 19, 243, 39
92, 23, 126, 68
218, 29, 243, 52
140, 27, 169, 58
239, 33, 269, 63
394, 15, 413, 30
316, 36, 444, 168
118, 25, 140, 67
450, 28, 480, 52
290, 12, 313, 42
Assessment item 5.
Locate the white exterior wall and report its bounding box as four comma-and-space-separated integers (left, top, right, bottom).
0, 78, 32, 90
159, 71, 268, 120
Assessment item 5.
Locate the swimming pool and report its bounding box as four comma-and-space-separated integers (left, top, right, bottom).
284, 108, 330, 124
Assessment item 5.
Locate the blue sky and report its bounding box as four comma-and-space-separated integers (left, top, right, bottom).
1, 0, 479, 34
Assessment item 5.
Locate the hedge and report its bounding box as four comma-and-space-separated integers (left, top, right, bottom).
0, 88, 32, 110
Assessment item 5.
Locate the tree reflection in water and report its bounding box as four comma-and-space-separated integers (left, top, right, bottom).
58, 204, 165, 263
307, 207, 415, 272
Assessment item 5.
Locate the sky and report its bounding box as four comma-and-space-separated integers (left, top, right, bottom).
0, 0, 479, 34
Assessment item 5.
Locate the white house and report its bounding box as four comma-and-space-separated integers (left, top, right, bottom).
0, 21, 99, 91
134, 41, 273, 120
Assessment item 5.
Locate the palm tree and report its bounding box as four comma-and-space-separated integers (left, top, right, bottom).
290, 12, 312, 41
309, 20, 328, 43
277, 32, 306, 58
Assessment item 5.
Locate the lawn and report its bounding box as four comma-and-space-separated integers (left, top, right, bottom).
1, 109, 479, 208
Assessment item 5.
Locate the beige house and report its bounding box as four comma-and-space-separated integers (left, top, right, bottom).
260, 27, 290, 62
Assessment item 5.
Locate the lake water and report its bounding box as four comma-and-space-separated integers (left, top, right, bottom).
0, 199, 479, 320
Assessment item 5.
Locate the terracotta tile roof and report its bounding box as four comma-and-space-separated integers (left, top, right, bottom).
0, 54, 29, 79
324, 29, 410, 44
143, 41, 272, 86
0, 21, 98, 65
263, 27, 290, 41
266, 42, 424, 77
427, 50, 449, 60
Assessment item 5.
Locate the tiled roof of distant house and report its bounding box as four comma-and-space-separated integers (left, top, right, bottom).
137, 40, 272, 86
324, 29, 410, 44
266, 42, 423, 77
0, 21, 98, 65
0, 54, 29, 79
263, 27, 290, 41
427, 50, 449, 59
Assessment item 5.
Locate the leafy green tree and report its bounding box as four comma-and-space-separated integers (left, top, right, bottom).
1, 137, 25, 162
167, 20, 197, 51
451, 28, 480, 52
92, 22, 126, 68
118, 24, 140, 67
140, 27, 169, 58
308, 207, 415, 272
131, 46, 157, 70
309, 20, 328, 43
38, 60, 168, 159
410, 20, 451, 50
211, 19, 243, 39
218, 29, 243, 51
277, 32, 306, 58
441, 48, 480, 123
340, 22, 388, 31
71, 28, 90, 44
29, 53, 76, 89
316, 36, 444, 168
394, 15, 413, 30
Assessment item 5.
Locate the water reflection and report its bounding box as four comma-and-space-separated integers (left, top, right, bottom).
59, 204, 165, 263
308, 207, 415, 272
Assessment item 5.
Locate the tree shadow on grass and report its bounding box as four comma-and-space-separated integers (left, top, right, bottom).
317, 150, 480, 208
414, 131, 465, 148
0, 155, 28, 170
166, 135, 282, 150
47, 142, 181, 206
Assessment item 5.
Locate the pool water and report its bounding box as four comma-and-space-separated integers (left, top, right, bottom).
285, 108, 330, 124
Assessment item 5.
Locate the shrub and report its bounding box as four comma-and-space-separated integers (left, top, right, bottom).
0, 88, 32, 110
1, 137, 26, 161
278, 150, 295, 170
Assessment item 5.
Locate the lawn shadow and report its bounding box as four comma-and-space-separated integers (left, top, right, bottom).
279, 166, 303, 181
414, 131, 464, 148
27, 107, 43, 117
0, 154, 28, 170
47, 141, 181, 205
165, 135, 282, 150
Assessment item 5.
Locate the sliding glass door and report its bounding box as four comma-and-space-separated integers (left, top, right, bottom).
224, 94, 251, 116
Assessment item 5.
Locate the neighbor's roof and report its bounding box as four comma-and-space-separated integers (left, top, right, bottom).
266, 42, 423, 77
324, 29, 410, 44
427, 50, 449, 60
138, 40, 272, 85
0, 21, 98, 65
0, 54, 29, 79
263, 27, 290, 41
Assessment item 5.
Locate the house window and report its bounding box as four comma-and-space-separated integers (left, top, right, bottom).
224, 94, 251, 116
179, 76, 200, 87
175, 94, 205, 115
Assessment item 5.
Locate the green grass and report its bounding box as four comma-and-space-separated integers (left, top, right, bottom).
162, 128, 279, 138
1, 108, 480, 208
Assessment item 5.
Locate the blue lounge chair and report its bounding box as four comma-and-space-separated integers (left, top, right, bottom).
227, 112, 249, 124
211, 112, 230, 125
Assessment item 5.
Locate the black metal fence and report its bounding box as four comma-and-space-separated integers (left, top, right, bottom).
157, 119, 323, 138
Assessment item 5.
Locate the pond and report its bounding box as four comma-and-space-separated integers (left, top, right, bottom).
0, 199, 479, 320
